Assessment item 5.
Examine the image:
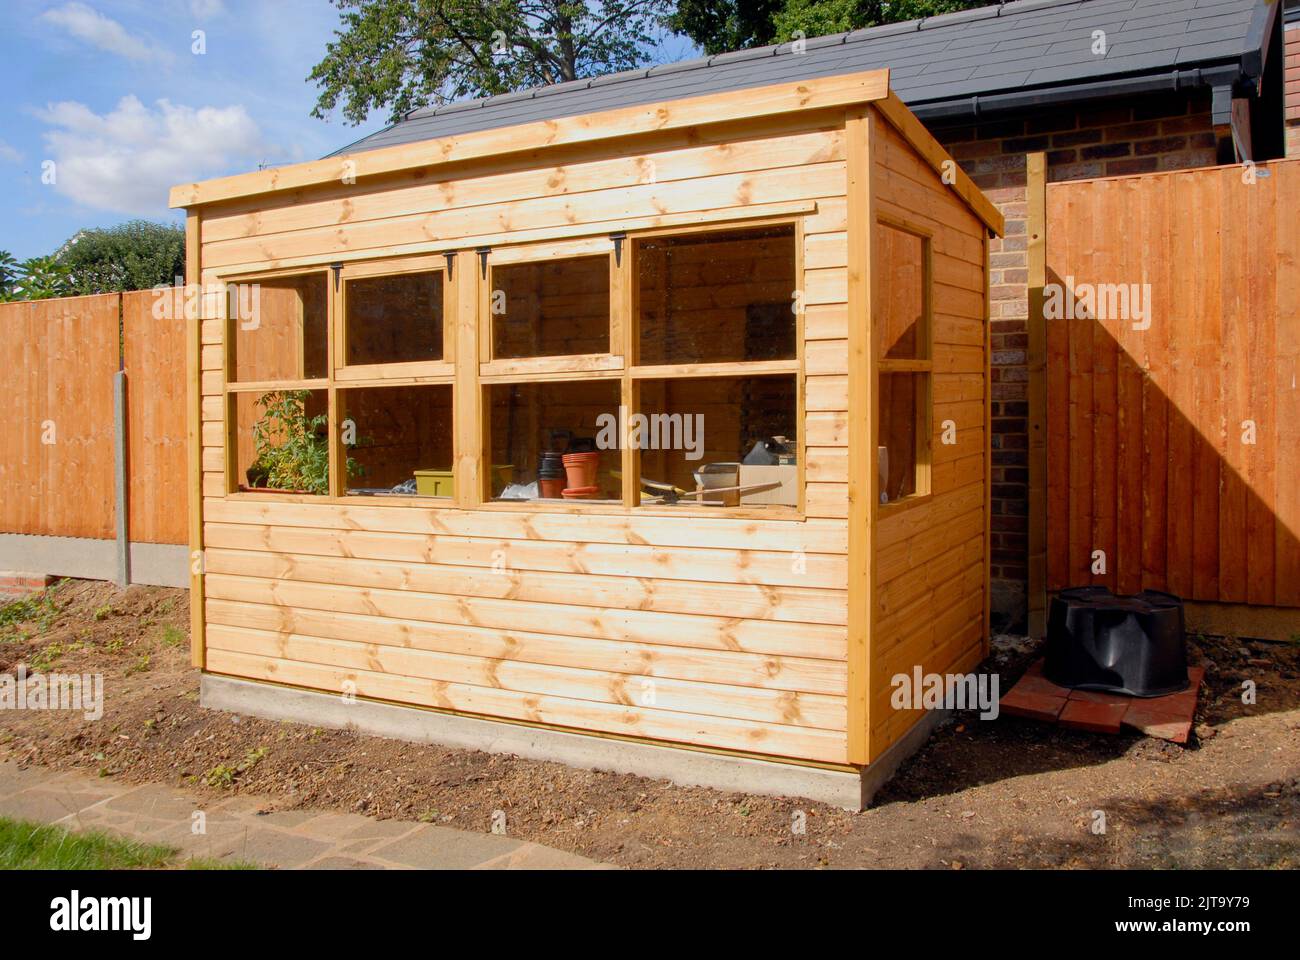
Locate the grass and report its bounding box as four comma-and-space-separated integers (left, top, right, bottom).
185, 856, 258, 870
0, 816, 173, 870
0, 583, 65, 642
0, 816, 262, 870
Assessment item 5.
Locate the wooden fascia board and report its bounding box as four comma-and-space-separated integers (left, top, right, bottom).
170, 69, 891, 209
871, 89, 1005, 237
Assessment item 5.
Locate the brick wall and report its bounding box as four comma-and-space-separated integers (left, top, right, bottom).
924, 91, 1222, 630
1287, 21, 1300, 157
0, 573, 55, 602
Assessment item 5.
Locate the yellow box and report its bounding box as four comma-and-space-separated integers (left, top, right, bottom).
414, 465, 514, 498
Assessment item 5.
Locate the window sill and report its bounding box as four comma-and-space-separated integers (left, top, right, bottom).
875, 493, 932, 520
217, 490, 806, 521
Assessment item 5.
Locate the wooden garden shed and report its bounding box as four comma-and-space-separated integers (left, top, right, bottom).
171, 67, 1003, 807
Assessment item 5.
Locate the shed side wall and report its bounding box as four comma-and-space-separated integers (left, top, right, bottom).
870, 116, 989, 757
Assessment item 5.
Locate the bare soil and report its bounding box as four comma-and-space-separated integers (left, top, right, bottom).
1, 580, 1297, 869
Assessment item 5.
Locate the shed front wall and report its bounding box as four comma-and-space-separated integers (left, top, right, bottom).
196, 112, 855, 764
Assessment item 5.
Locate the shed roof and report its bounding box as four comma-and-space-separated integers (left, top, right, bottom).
334, 0, 1271, 157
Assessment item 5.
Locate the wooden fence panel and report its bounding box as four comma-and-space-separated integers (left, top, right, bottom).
123, 290, 189, 544
1045, 159, 1300, 607
0, 294, 119, 539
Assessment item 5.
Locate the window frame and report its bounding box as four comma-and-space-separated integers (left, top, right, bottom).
218, 214, 807, 519
874, 215, 934, 514
335, 254, 455, 382
221, 258, 458, 502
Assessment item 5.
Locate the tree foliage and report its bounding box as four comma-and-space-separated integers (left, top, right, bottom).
0, 251, 17, 300
311, 0, 675, 125
55, 220, 186, 297
670, 0, 999, 53
0, 257, 73, 303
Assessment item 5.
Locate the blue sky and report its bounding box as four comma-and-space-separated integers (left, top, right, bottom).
0, 0, 382, 259
0, 1, 699, 262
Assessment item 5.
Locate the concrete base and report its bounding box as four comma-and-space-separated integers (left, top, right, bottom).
1183, 600, 1300, 643
0, 534, 188, 589
201, 674, 946, 810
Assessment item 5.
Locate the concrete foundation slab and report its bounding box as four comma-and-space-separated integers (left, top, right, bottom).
201, 674, 948, 810
0, 535, 188, 589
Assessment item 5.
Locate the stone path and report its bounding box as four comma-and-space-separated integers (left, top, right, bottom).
0, 761, 608, 870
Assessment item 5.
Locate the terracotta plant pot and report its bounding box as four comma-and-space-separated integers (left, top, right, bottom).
562, 451, 600, 490
538, 477, 566, 499
561, 485, 600, 500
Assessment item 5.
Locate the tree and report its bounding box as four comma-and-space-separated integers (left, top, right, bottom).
311, 0, 676, 126
670, 0, 999, 53
55, 221, 186, 296
0, 251, 16, 300
6, 257, 73, 301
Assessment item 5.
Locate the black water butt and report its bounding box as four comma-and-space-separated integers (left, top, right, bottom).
1044, 587, 1188, 697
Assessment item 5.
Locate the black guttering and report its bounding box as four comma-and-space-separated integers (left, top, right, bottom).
913, 63, 1246, 122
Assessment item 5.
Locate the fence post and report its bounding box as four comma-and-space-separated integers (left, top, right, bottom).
113, 367, 130, 588
1026, 152, 1048, 638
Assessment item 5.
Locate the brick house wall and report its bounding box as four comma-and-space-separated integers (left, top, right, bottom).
922, 91, 1223, 630
1287, 20, 1300, 157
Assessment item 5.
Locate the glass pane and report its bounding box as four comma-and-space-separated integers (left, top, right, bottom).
879, 372, 923, 504
345, 271, 444, 366
636, 375, 797, 509
876, 224, 927, 360
485, 380, 621, 502
229, 274, 328, 382
491, 256, 610, 359
232, 390, 329, 495
637, 225, 796, 366
339, 385, 454, 498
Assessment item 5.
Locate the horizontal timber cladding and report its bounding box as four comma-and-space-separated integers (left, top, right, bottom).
869, 115, 989, 759
198, 109, 854, 764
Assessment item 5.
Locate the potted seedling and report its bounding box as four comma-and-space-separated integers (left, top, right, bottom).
243, 390, 360, 494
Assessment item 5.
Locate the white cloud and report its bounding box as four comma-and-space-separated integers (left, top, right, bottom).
42, 2, 172, 64
0, 141, 21, 164
37, 95, 265, 216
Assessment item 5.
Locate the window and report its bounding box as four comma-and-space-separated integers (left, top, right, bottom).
485, 380, 622, 502
228, 274, 329, 384
223, 220, 805, 516
230, 389, 329, 494
635, 375, 798, 507
637, 225, 797, 366
875, 221, 932, 506
490, 256, 610, 359
225, 259, 454, 499
343, 271, 445, 366
338, 385, 454, 498
628, 223, 801, 512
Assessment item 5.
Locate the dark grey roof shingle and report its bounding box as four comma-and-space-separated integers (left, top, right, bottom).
332, 0, 1266, 156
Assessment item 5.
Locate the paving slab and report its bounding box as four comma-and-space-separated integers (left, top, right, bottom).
1000, 658, 1201, 742
369, 825, 529, 869
473, 842, 617, 870
0, 761, 607, 870
303, 856, 386, 870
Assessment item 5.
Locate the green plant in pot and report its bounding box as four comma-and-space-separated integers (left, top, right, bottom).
246, 391, 360, 494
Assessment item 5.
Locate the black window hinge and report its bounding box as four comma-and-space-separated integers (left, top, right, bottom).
444, 251, 456, 279
330, 263, 343, 292
476, 247, 491, 278
611, 232, 627, 267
